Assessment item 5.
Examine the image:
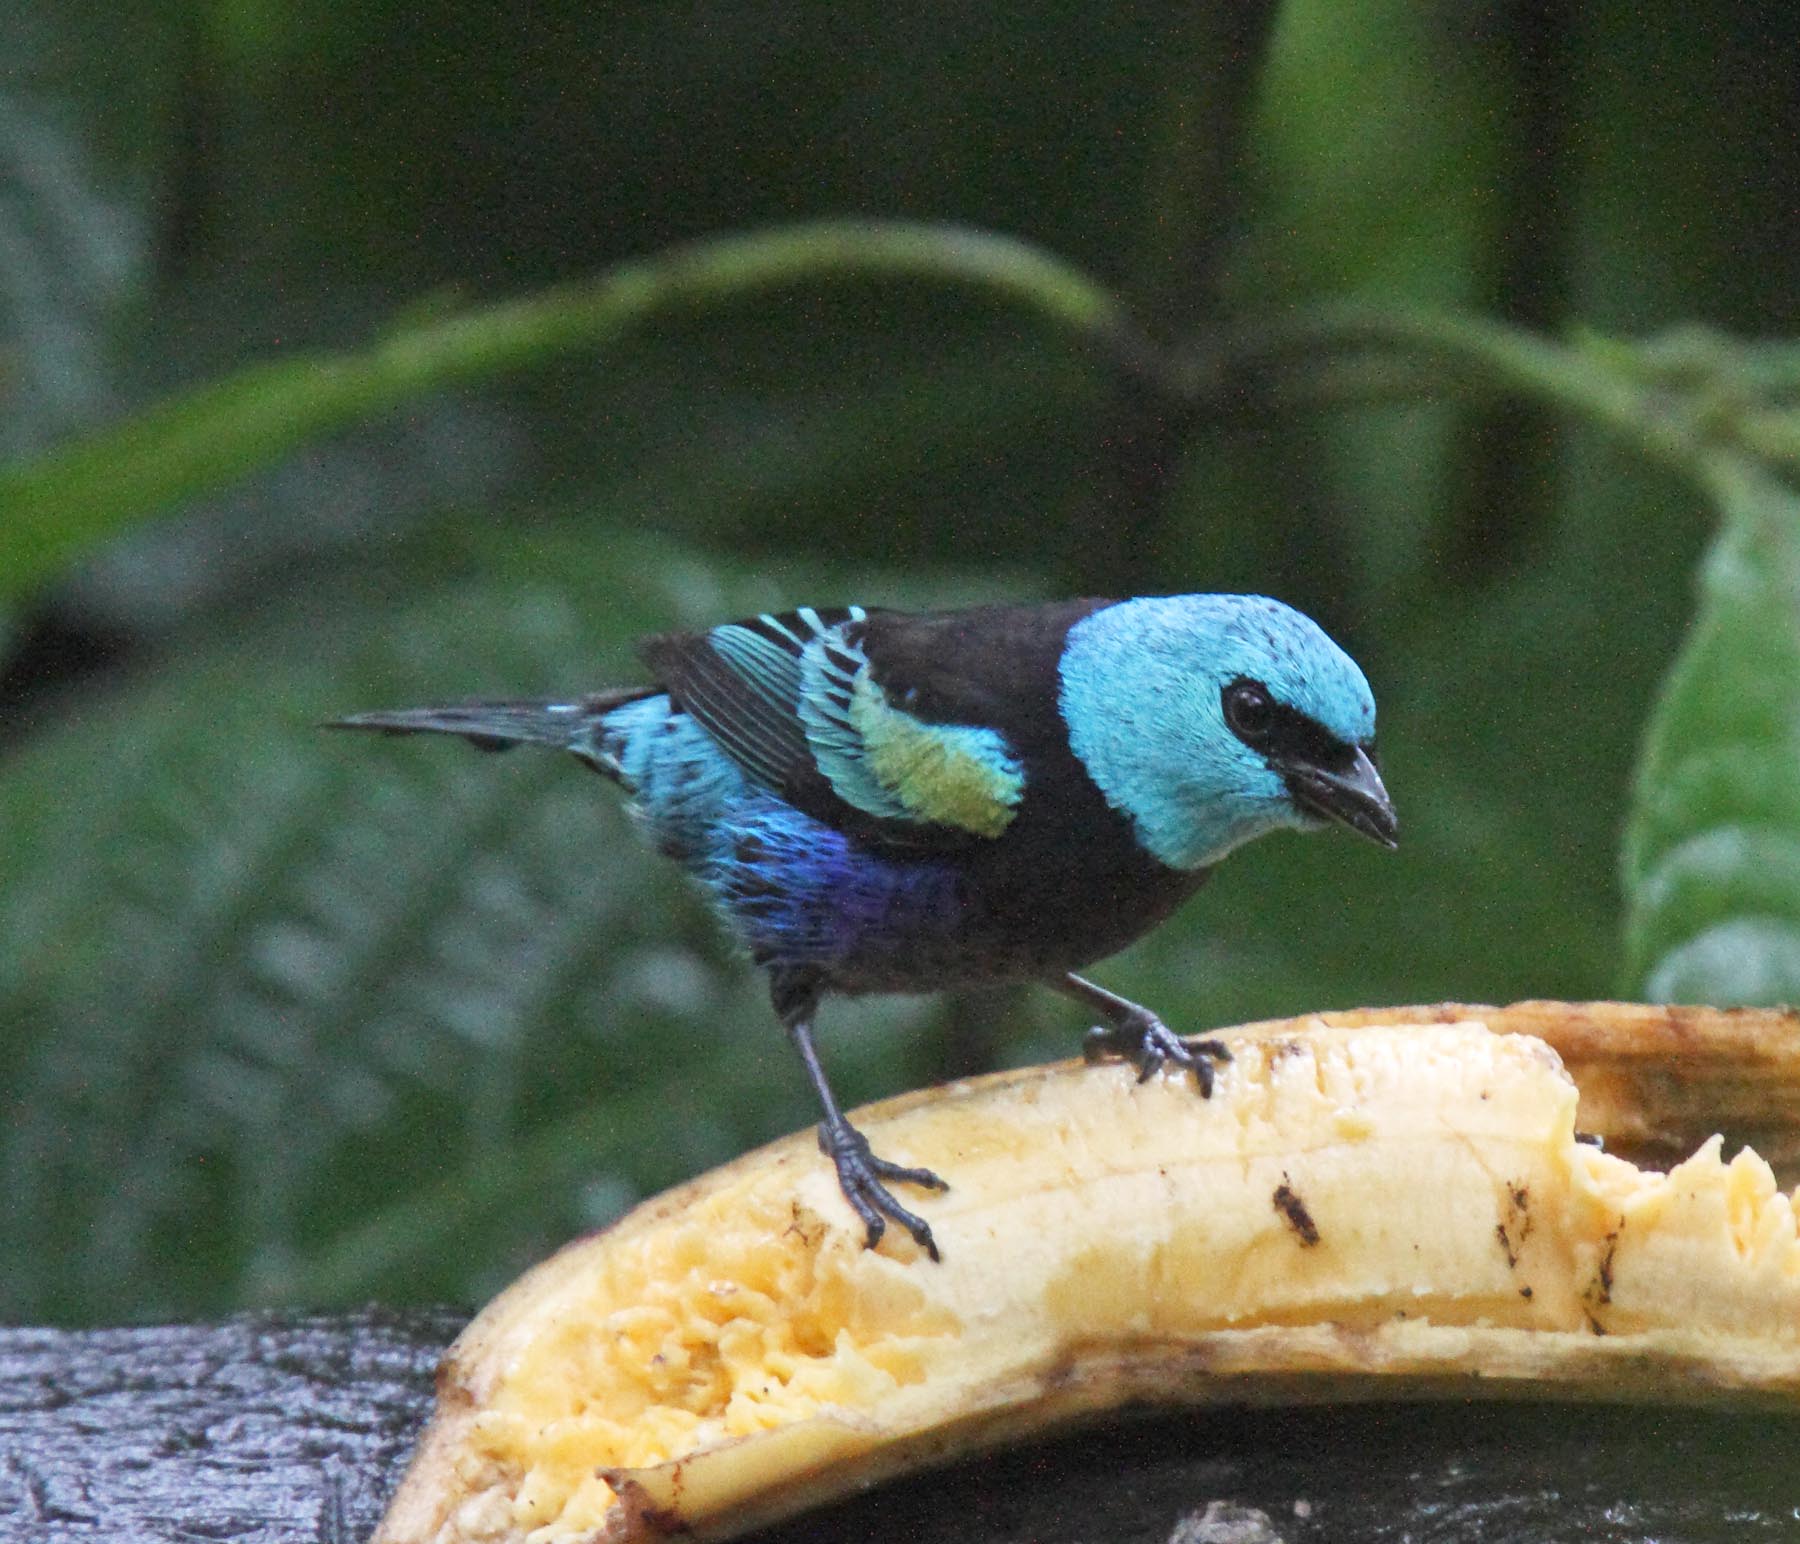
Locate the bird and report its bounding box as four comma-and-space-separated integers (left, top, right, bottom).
333, 595, 1396, 1262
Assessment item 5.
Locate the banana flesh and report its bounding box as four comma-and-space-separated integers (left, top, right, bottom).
1319, 1000, 1800, 1182
374, 1006, 1800, 1544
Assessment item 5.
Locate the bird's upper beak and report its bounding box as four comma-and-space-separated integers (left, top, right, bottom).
1281, 745, 1398, 849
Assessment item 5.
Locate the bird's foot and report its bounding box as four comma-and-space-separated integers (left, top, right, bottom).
1082, 1010, 1232, 1097
817, 1119, 949, 1262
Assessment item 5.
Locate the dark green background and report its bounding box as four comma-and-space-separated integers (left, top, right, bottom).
4, 1, 1800, 1325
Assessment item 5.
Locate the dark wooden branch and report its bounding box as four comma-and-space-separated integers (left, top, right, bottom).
2, 1309, 1793, 1543
0, 1309, 463, 1544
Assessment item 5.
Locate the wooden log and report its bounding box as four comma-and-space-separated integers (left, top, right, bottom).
0, 1308, 460, 1544
1, 1308, 1793, 1542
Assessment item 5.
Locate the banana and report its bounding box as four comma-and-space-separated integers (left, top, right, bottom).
1339, 1000, 1800, 1182
374, 1005, 1800, 1544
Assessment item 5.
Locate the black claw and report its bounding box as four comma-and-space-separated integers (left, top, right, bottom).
1084, 1013, 1231, 1097
818, 1120, 947, 1261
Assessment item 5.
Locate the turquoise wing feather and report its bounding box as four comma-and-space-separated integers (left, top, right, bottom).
796, 634, 1023, 837
640, 607, 1024, 842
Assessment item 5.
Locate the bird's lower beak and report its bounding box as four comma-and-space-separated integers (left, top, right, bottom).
1282, 745, 1398, 849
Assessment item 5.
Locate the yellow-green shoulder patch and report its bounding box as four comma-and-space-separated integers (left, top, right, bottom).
847, 675, 1023, 837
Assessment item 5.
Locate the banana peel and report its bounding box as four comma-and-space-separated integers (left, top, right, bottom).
375, 1003, 1800, 1544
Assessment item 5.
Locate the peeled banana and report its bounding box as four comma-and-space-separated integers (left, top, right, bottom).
374, 1004, 1800, 1544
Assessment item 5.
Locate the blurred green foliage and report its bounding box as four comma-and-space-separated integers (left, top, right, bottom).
6, 1, 1800, 1325
1623, 454, 1800, 1000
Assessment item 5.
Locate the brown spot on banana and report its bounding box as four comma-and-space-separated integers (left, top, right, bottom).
1271, 1176, 1320, 1247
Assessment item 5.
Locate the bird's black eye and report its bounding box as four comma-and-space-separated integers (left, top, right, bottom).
1222, 679, 1274, 743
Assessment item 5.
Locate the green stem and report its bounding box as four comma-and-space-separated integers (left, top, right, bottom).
0, 218, 1766, 602
1197, 304, 1703, 471
0, 220, 1142, 598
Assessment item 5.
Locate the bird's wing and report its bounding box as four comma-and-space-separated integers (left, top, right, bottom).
639, 606, 1025, 845
638, 607, 834, 794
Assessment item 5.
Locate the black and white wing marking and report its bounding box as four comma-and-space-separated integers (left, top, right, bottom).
638, 605, 864, 797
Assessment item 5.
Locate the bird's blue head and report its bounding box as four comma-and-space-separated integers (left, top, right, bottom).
1059, 595, 1396, 870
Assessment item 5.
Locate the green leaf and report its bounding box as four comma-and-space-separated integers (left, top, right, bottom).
0, 536, 975, 1324
1622, 457, 1800, 1003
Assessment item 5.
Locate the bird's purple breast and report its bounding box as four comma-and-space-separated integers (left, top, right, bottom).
703, 797, 976, 989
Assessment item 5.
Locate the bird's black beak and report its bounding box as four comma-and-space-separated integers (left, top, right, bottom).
1281, 745, 1398, 850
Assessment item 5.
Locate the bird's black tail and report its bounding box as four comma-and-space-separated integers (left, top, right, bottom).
327, 686, 659, 764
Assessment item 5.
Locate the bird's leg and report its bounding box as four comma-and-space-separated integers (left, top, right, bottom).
770, 968, 948, 1261
1056, 972, 1232, 1097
